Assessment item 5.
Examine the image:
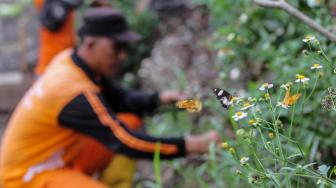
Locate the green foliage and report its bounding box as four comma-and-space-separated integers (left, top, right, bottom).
0, 0, 31, 17
145, 0, 336, 187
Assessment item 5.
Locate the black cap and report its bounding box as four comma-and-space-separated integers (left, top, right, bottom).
79, 7, 141, 43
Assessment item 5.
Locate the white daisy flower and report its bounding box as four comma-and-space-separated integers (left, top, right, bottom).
248, 119, 258, 126
307, 0, 321, 8
280, 84, 288, 90
295, 74, 310, 83
259, 83, 274, 91
276, 102, 289, 109
302, 35, 315, 43
239, 13, 248, 23
240, 157, 249, 166
230, 96, 242, 104
241, 102, 255, 110
217, 51, 225, 58
227, 33, 235, 41
280, 82, 292, 90
232, 111, 248, 121
310, 63, 323, 70
229, 68, 240, 80
217, 48, 230, 59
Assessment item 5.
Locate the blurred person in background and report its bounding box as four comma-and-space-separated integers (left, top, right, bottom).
33, 1, 138, 187
0, 7, 220, 188
34, 0, 109, 77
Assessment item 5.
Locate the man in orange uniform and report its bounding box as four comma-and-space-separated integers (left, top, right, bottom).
0, 7, 220, 188
34, 0, 109, 76
34, 1, 130, 186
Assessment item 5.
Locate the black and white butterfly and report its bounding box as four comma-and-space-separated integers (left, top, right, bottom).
213, 88, 233, 109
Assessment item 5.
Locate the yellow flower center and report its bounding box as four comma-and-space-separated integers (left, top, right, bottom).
313, 64, 320, 68
304, 35, 314, 40
230, 96, 238, 103
296, 74, 305, 80
221, 142, 229, 149
236, 111, 243, 116
229, 147, 236, 154
263, 83, 269, 87
264, 93, 270, 98
248, 119, 255, 125
268, 132, 274, 139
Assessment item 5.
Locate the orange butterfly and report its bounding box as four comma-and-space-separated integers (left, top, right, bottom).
176, 99, 202, 112
282, 88, 301, 107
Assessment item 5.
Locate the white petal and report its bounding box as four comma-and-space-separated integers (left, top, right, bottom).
303, 78, 310, 82
282, 104, 289, 109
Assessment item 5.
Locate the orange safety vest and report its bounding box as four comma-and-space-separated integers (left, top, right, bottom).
0, 49, 98, 187
34, 0, 76, 76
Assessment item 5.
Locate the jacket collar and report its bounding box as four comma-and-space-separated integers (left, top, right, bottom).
71, 48, 102, 85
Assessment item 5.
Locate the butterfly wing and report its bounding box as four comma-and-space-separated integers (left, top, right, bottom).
283, 88, 301, 106
282, 89, 291, 106
288, 93, 301, 105
176, 99, 202, 112
213, 88, 233, 109
176, 100, 187, 109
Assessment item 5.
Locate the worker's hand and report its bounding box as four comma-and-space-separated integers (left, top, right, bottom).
185, 130, 221, 154
91, 0, 110, 7
159, 90, 185, 105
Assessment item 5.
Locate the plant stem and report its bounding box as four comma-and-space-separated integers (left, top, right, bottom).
303, 75, 318, 104
268, 95, 285, 161
154, 143, 162, 188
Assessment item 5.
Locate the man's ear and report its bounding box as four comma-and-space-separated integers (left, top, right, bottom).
85, 37, 96, 49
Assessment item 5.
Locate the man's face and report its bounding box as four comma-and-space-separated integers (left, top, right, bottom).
90, 37, 128, 76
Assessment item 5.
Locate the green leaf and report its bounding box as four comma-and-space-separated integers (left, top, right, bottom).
281, 167, 296, 171
332, 166, 336, 176
208, 141, 216, 160
287, 153, 303, 159
302, 162, 316, 169
265, 169, 281, 187
309, 137, 320, 162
